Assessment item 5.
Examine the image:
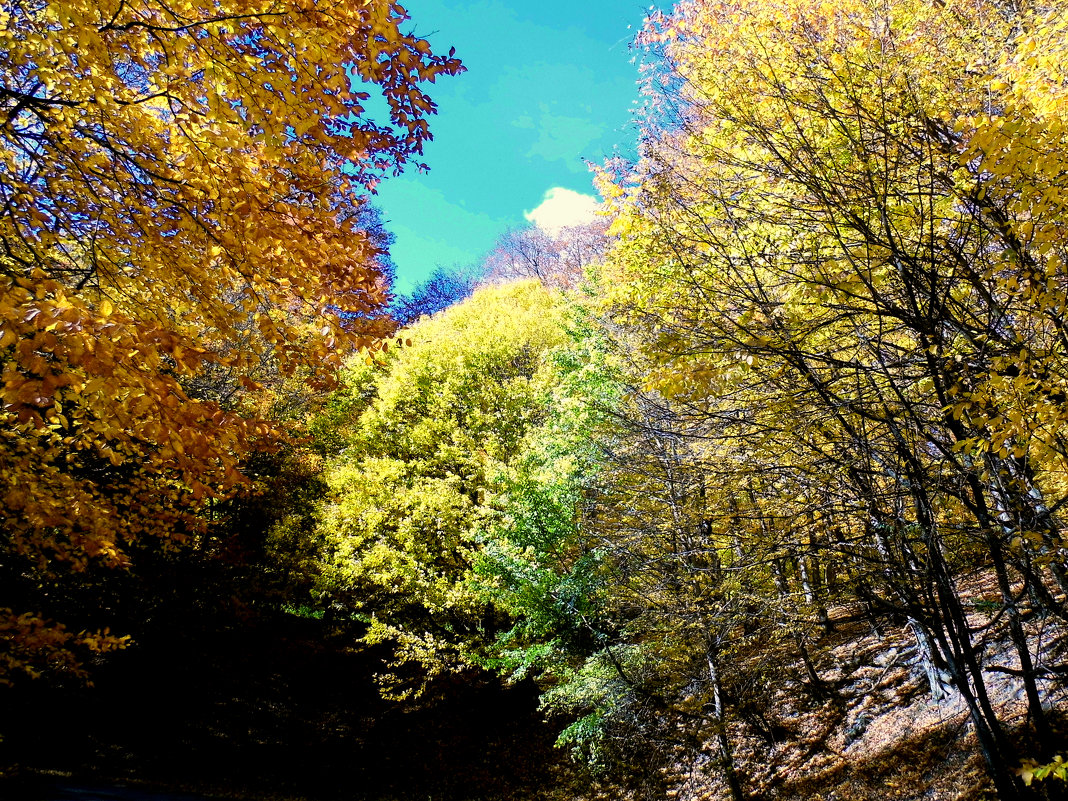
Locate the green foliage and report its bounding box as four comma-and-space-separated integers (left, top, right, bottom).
1019, 756, 1068, 787
464, 297, 683, 775
475, 305, 622, 677
539, 645, 649, 770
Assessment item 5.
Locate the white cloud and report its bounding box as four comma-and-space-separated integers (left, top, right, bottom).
523, 187, 601, 235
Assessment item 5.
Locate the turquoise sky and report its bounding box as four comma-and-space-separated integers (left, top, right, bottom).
373, 1, 670, 292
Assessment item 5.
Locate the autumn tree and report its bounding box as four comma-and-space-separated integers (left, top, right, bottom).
292, 281, 567, 696
599, 0, 1068, 797
479, 314, 800, 800
390, 263, 481, 326
0, 0, 462, 683
482, 219, 610, 290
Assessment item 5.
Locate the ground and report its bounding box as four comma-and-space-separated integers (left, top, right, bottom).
3, 583, 1067, 801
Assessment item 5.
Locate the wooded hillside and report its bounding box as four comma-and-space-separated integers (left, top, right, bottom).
4, 1, 1068, 800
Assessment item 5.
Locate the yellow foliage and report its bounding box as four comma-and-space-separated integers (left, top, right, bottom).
307, 281, 567, 693
0, 607, 130, 685
603, 1, 1068, 786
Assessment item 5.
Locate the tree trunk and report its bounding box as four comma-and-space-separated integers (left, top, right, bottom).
907, 617, 953, 702
707, 649, 747, 801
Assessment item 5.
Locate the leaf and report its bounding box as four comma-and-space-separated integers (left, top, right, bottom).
0, 0, 462, 687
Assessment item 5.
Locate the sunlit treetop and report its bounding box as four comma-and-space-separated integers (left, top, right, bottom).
1, 0, 463, 353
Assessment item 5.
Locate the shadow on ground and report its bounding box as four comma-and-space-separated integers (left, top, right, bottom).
0, 613, 579, 801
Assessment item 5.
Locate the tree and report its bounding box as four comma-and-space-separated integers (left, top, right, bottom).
390, 264, 481, 326
483, 220, 610, 290
598, 0, 1068, 796
298, 280, 567, 696
0, 0, 462, 683
470, 300, 628, 760
493, 336, 802, 800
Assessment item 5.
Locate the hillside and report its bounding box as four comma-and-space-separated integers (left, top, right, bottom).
3, 584, 1066, 801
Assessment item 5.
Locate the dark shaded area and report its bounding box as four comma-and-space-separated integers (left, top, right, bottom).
13, 784, 215, 801
0, 420, 583, 801
0, 610, 578, 801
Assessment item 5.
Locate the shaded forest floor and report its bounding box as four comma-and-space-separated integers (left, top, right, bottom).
4, 585, 1068, 801
0, 611, 583, 801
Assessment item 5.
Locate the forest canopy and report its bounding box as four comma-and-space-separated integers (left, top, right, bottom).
6, 1, 1068, 800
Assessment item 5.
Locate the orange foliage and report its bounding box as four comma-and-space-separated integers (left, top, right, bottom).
0, 608, 130, 685
0, 0, 462, 681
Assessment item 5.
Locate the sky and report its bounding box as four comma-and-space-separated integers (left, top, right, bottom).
370, 0, 671, 292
